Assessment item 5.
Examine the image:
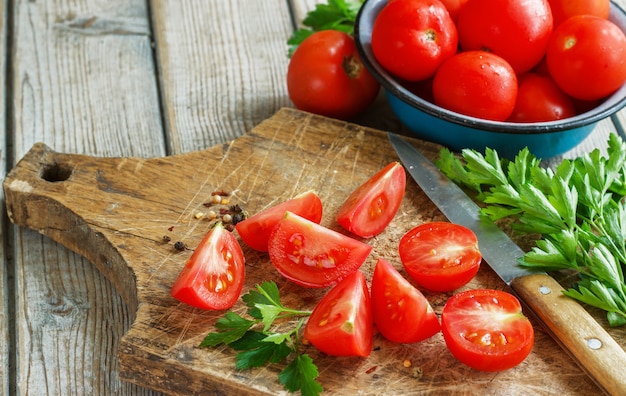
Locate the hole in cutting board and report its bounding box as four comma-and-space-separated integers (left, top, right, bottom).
40, 162, 73, 182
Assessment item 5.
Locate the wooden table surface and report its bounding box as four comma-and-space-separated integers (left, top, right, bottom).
2, 1, 626, 395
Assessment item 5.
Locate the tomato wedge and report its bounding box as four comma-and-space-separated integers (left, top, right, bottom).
170, 222, 245, 310
336, 162, 406, 238
399, 222, 482, 292
268, 211, 372, 288
235, 190, 323, 252
441, 289, 534, 372
304, 270, 373, 357
371, 258, 440, 343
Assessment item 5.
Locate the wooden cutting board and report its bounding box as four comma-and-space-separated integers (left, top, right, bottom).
3, 108, 605, 395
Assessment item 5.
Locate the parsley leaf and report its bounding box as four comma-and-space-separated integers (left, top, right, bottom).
279, 353, 323, 396
436, 133, 626, 326
287, 0, 365, 57
200, 282, 320, 394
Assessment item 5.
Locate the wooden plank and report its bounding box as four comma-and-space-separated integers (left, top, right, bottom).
10, 0, 166, 394
0, 0, 9, 394
151, 0, 296, 153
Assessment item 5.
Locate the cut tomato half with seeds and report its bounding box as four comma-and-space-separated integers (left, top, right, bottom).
304, 270, 373, 356
268, 211, 372, 288
441, 289, 534, 372
170, 222, 245, 310
236, 190, 323, 252
336, 161, 406, 238
371, 258, 440, 343
399, 222, 481, 292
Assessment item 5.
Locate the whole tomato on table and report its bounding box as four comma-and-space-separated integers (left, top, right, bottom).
371, 0, 458, 82
287, 30, 380, 120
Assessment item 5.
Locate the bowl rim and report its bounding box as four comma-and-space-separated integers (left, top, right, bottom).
354, 0, 626, 135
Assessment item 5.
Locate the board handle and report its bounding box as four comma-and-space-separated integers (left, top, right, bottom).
511, 273, 626, 396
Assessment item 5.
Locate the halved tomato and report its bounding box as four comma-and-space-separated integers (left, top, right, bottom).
268, 211, 372, 288
335, 162, 406, 238
371, 258, 440, 343
399, 222, 481, 292
235, 190, 323, 252
170, 222, 245, 310
441, 289, 534, 372
304, 270, 373, 357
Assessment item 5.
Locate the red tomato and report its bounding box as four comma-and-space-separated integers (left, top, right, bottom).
548, 0, 610, 26
235, 190, 323, 252
268, 211, 372, 288
371, 0, 458, 81
170, 222, 245, 310
546, 15, 626, 101
304, 270, 373, 357
432, 51, 518, 121
508, 73, 576, 123
456, 0, 553, 74
441, 289, 534, 372
335, 162, 406, 238
399, 222, 481, 292
287, 30, 380, 120
439, 0, 470, 22
371, 258, 440, 343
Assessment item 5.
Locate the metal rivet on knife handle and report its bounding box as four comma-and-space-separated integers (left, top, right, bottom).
511, 273, 626, 396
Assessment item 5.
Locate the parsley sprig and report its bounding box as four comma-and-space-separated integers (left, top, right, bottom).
200, 281, 322, 395
288, 0, 364, 57
436, 133, 626, 327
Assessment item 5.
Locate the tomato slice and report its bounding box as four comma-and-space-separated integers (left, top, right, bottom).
235, 190, 323, 252
335, 162, 406, 238
371, 258, 440, 343
170, 222, 245, 310
268, 211, 372, 288
304, 270, 373, 357
399, 222, 482, 292
441, 289, 534, 372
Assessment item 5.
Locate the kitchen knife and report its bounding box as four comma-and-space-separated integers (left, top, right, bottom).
388, 132, 626, 396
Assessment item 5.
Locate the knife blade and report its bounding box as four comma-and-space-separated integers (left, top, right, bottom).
388, 132, 626, 396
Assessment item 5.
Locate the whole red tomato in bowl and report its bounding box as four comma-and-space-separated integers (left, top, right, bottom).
354, 0, 626, 158
287, 30, 380, 120
371, 0, 458, 82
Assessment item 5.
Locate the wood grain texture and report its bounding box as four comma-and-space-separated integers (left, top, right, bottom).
10, 0, 165, 394
0, 0, 8, 394
4, 108, 609, 395
151, 0, 296, 154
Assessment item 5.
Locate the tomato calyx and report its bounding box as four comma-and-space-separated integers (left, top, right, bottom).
343, 54, 366, 79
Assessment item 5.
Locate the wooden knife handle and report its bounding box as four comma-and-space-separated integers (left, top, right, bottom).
510, 273, 626, 396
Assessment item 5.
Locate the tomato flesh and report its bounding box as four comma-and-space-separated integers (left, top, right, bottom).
371, 258, 440, 343
268, 211, 372, 288
235, 190, 323, 252
170, 222, 245, 310
336, 162, 406, 238
399, 222, 481, 292
304, 270, 373, 357
441, 289, 534, 372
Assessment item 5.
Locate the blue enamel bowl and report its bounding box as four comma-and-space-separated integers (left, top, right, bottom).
354, 0, 626, 158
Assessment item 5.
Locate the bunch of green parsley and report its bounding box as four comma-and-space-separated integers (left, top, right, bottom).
436, 133, 626, 327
